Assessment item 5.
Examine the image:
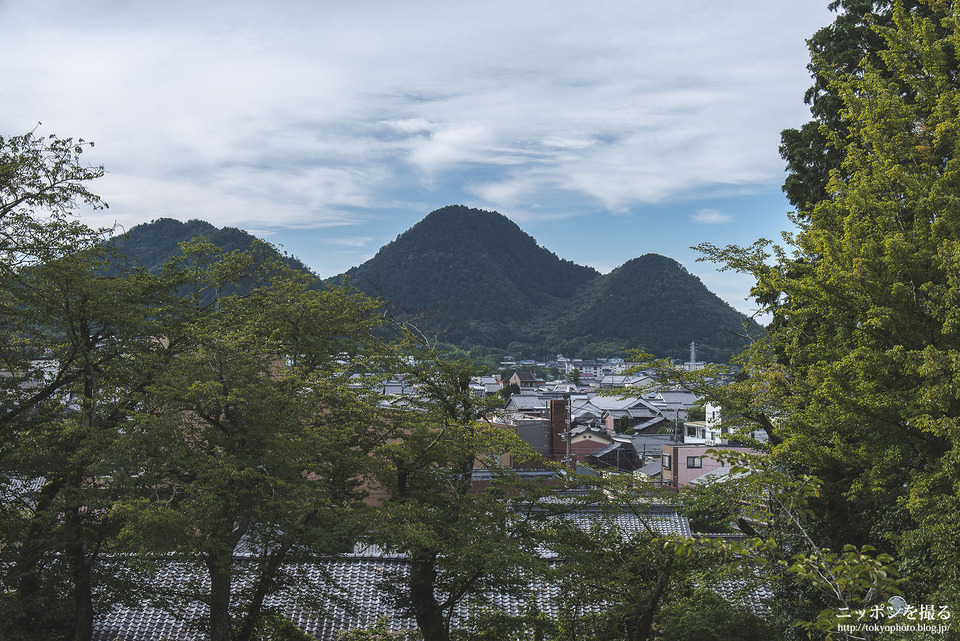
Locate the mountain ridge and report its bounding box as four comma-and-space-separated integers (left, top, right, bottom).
111, 208, 756, 362
338, 205, 755, 362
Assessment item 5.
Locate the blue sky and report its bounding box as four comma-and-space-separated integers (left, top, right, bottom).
0, 0, 836, 317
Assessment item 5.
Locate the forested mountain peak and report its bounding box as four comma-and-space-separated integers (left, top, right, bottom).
340, 206, 601, 337
340, 206, 754, 361
107, 209, 753, 362
361, 205, 599, 287
109, 217, 310, 274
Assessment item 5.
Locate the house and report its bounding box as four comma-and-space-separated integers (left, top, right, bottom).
599, 374, 656, 390
568, 426, 614, 463
660, 444, 757, 487
509, 371, 542, 390
585, 440, 640, 472
503, 391, 548, 417
469, 374, 502, 397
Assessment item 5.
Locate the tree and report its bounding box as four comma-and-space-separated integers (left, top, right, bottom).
0, 130, 106, 272
0, 130, 161, 641
116, 240, 391, 641
655, 589, 776, 641
0, 130, 107, 444
778, 0, 925, 217
697, 0, 960, 633
365, 349, 545, 641
0, 246, 178, 641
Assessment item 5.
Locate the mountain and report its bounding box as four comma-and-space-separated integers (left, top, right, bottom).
339, 205, 756, 362
341, 205, 599, 349
563, 254, 753, 364
109, 218, 310, 274
110, 210, 757, 363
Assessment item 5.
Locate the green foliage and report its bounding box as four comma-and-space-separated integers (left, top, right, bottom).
364, 346, 550, 641
678, 482, 739, 534
498, 382, 521, 400
255, 614, 317, 641
113, 241, 390, 641
655, 589, 777, 641
337, 619, 418, 640
668, 451, 901, 640
0, 131, 167, 641
109, 217, 311, 276
697, 4, 960, 634
0, 129, 106, 270
561, 255, 759, 362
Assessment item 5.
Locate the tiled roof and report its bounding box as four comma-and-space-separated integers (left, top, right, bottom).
507, 394, 547, 410
92, 554, 606, 641
637, 459, 663, 476
89, 508, 767, 641
531, 505, 692, 548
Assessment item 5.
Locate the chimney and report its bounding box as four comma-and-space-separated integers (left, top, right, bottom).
549, 398, 568, 460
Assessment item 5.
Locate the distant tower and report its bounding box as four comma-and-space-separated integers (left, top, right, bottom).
685, 341, 705, 371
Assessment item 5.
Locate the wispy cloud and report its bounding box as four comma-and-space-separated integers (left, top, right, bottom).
693, 209, 734, 224
0, 0, 830, 229
0, 0, 831, 308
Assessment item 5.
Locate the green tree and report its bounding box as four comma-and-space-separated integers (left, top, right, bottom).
117, 240, 390, 641
0, 130, 167, 641
778, 0, 925, 217
366, 349, 546, 641
0, 130, 106, 271
0, 247, 176, 641
698, 0, 960, 633
655, 589, 776, 641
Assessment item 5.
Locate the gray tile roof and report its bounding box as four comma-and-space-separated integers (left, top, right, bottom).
637, 459, 663, 477
89, 507, 770, 641
92, 554, 604, 641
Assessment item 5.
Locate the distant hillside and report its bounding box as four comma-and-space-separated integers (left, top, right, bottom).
564, 255, 754, 364
109, 218, 310, 274
340, 205, 600, 348
110, 211, 757, 362
338, 206, 757, 362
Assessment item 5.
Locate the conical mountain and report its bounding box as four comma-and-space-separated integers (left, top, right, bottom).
340, 205, 599, 347
564, 254, 756, 362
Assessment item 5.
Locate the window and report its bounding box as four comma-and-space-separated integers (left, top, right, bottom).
687, 456, 702, 469
662, 454, 671, 470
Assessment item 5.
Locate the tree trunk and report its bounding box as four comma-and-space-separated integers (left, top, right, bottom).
632, 559, 672, 641
65, 505, 94, 641
206, 551, 234, 641
409, 553, 448, 641
234, 547, 289, 641
11, 477, 66, 635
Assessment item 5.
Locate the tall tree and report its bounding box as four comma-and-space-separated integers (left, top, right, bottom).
0, 248, 175, 641
700, 0, 960, 632
0, 130, 155, 641
118, 240, 389, 641
366, 350, 545, 641
779, 0, 925, 216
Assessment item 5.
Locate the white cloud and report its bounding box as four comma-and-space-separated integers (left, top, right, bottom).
325, 236, 375, 248
693, 209, 734, 224
0, 0, 832, 305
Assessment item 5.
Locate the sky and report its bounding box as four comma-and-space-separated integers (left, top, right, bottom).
0, 0, 836, 317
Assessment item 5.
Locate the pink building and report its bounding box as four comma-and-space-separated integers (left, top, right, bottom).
660, 444, 756, 487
